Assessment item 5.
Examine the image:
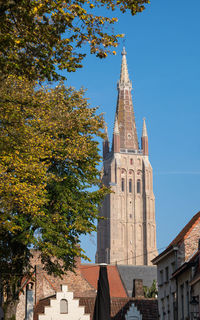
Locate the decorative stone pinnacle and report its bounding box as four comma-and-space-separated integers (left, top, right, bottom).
114, 116, 119, 134
142, 118, 148, 137
104, 125, 109, 140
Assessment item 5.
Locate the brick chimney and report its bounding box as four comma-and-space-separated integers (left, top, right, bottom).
132, 279, 144, 298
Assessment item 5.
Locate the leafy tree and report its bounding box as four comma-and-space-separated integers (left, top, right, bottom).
0, 0, 150, 317
143, 280, 158, 298
0, 75, 107, 316
0, 0, 149, 81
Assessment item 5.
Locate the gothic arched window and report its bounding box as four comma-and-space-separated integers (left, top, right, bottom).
60, 299, 68, 314
121, 178, 125, 192
129, 179, 132, 193
137, 179, 141, 194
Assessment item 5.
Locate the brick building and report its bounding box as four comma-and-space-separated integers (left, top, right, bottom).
9, 251, 158, 320
152, 211, 200, 320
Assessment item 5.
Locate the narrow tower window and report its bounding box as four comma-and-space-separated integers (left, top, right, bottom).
137, 179, 141, 193
129, 179, 132, 193
130, 158, 133, 165
121, 178, 125, 192
60, 299, 68, 314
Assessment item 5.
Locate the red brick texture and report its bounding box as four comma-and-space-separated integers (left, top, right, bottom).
30, 250, 96, 304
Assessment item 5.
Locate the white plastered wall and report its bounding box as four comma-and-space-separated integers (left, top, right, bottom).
38, 285, 90, 320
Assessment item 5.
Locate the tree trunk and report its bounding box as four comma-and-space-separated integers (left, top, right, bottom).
3, 299, 19, 320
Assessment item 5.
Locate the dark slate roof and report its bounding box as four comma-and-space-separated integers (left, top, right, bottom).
112, 298, 158, 320
117, 265, 157, 297
79, 297, 158, 320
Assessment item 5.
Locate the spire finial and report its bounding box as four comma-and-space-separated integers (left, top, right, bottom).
122, 47, 127, 56
118, 47, 132, 90
142, 118, 148, 137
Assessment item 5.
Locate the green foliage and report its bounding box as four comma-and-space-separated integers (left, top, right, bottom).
0, 0, 149, 81
143, 280, 158, 298
0, 0, 149, 314
0, 75, 108, 298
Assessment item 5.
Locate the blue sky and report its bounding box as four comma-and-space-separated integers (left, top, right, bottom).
64, 0, 200, 262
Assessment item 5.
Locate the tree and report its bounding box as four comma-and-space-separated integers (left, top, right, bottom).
0, 0, 150, 317
0, 75, 107, 316
0, 0, 149, 81
143, 280, 158, 298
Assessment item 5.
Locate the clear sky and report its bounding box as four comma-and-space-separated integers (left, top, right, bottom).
63, 0, 200, 262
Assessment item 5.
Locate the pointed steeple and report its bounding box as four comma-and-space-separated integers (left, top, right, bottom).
114, 47, 139, 151
141, 118, 148, 156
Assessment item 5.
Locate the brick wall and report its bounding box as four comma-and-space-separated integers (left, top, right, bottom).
15, 251, 96, 320
184, 220, 200, 260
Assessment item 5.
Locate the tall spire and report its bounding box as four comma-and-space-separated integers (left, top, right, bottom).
114, 47, 138, 151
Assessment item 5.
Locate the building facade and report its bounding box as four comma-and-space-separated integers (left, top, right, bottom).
96, 48, 157, 266
152, 211, 200, 320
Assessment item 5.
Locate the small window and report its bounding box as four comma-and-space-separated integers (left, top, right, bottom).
160, 270, 163, 285
121, 178, 125, 192
130, 158, 133, 165
171, 262, 175, 274
137, 179, 141, 193
129, 179, 132, 193
60, 299, 68, 314
167, 296, 170, 315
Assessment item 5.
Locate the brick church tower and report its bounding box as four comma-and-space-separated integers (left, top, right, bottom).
95, 48, 157, 265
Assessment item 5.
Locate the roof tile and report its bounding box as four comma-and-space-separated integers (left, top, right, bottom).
79, 264, 127, 298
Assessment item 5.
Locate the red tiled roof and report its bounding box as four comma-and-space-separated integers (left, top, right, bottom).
153, 211, 200, 264
79, 264, 127, 298
169, 211, 200, 247
34, 296, 51, 320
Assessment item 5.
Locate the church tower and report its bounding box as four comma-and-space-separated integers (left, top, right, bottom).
96, 48, 157, 265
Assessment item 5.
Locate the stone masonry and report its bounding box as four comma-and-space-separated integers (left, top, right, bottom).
96, 48, 157, 266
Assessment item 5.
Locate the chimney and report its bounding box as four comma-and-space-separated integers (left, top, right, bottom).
132, 279, 144, 298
